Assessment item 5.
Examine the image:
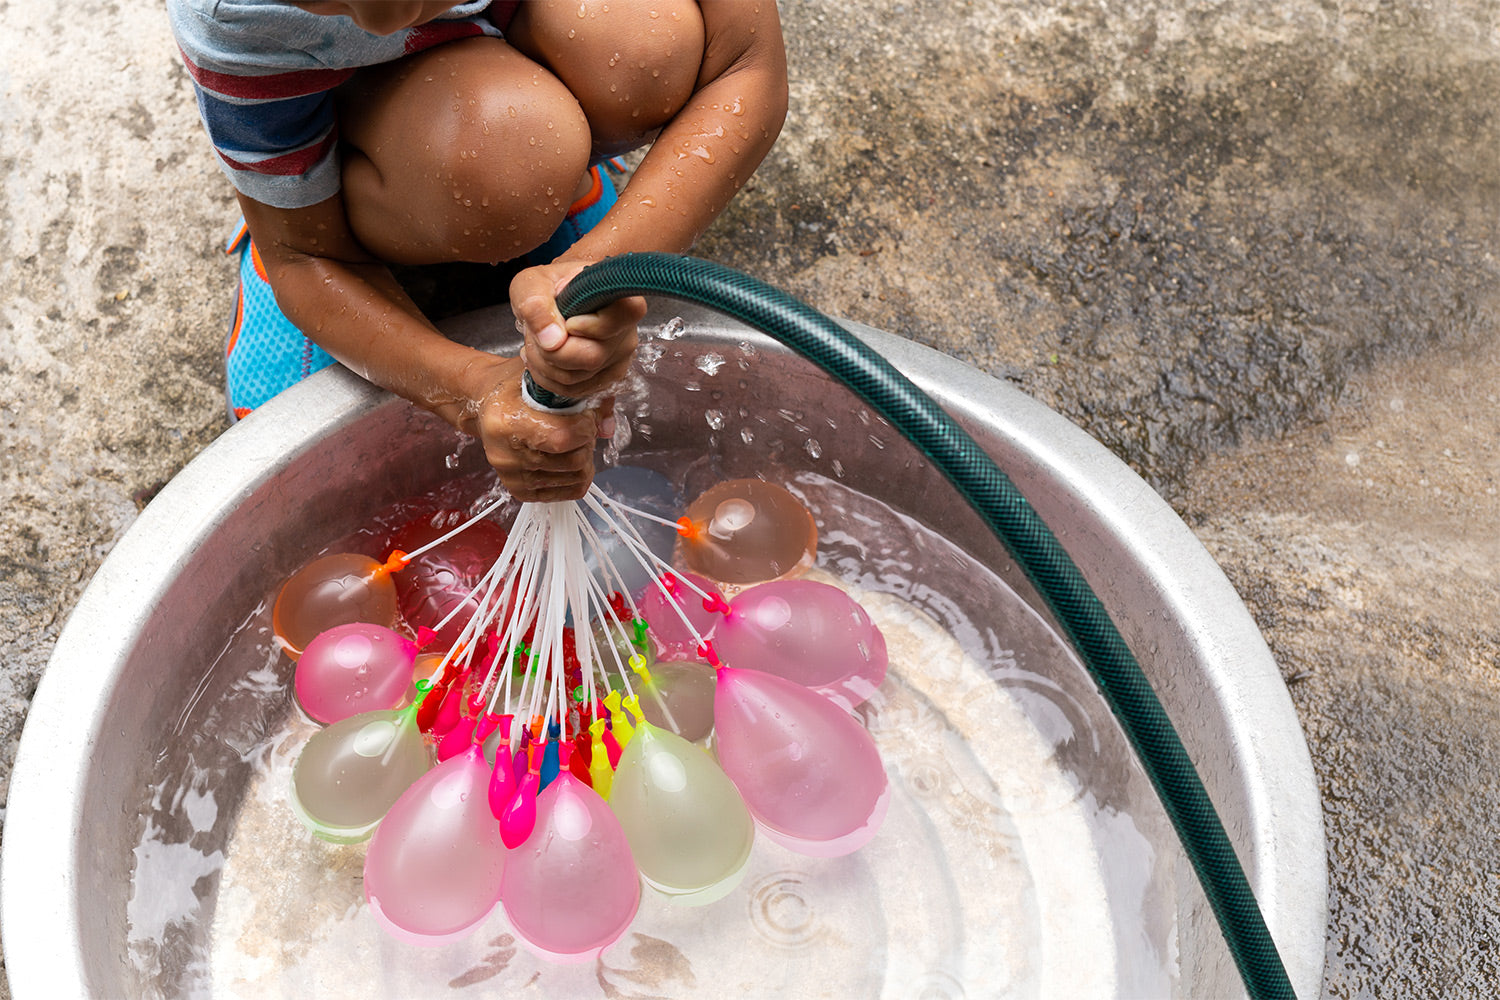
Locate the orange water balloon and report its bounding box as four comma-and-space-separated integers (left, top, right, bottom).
273, 551, 405, 656
677, 479, 817, 588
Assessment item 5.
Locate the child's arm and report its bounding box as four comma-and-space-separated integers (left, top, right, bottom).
237, 190, 644, 503
508, 0, 789, 340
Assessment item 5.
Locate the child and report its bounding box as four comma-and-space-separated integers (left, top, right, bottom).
167, 0, 788, 501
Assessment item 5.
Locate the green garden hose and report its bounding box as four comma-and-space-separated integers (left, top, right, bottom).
544, 251, 1295, 1000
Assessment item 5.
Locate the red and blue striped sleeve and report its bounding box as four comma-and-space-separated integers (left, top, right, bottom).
168, 0, 503, 210
178, 46, 351, 210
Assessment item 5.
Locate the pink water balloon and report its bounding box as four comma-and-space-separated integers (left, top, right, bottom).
678, 479, 817, 588
293, 622, 419, 725
714, 579, 888, 710
274, 551, 404, 656
500, 771, 640, 962
713, 666, 889, 857
288, 703, 432, 843
637, 572, 724, 660
364, 744, 507, 946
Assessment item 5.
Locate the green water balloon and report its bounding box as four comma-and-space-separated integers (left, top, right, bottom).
607, 721, 754, 905
289, 702, 433, 844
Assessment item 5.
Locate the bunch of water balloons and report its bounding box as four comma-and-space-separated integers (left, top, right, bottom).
274, 470, 890, 961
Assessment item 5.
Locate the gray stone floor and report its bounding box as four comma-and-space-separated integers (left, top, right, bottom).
4, 0, 1500, 996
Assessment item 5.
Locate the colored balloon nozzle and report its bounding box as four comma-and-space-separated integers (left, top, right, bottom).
622, 694, 645, 728
377, 550, 410, 577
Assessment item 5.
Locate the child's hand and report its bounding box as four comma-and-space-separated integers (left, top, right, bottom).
467, 354, 616, 503
510, 260, 646, 400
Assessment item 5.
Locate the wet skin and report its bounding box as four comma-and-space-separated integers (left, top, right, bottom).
242, 1, 789, 501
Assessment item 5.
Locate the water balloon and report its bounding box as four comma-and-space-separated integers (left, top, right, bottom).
637, 572, 724, 660
293, 622, 419, 725
273, 551, 403, 655
363, 744, 507, 946
500, 771, 640, 962
389, 511, 509, 650
288, 702, 432, 844
714, 579, 888, 709
713, 666, 889, 857
678, 479, 817, 588
609, 721, 754, 904
584, 466, 680, 596
632, 659, 717, 743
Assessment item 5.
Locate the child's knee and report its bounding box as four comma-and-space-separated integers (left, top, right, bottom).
522, 0, 706, 156
443, 79, 593, 259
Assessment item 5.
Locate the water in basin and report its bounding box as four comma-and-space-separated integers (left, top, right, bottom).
121, 460, 1190, 999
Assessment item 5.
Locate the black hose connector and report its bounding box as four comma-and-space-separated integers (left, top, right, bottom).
520, 370, 580, 411
555, 252, 1296, 1000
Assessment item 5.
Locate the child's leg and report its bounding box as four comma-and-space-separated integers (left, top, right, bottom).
335, 36, 593, 267
506, 0, 706, 158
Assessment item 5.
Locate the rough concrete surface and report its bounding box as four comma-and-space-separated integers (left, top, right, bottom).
3, 0, 1499, 997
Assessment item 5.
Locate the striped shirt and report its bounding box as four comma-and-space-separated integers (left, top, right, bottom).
167, 0, 506, 209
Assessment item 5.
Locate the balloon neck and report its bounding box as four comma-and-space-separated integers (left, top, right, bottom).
675, 516, 703, 542
375, 550, 409, 579
631, 617, 650, 649
622, 694, 645, 727
475, 713, 501, 742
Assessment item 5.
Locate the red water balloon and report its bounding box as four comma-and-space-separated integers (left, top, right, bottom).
389, 512, 509, 650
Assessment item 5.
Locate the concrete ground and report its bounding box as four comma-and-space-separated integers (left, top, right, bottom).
3, 0, 1499, 996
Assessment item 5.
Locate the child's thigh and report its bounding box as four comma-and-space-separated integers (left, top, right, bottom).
337, 36, 591, 264
509, 0, 706, 156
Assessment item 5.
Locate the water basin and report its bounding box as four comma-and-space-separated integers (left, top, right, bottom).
1, 301, 1326, 998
